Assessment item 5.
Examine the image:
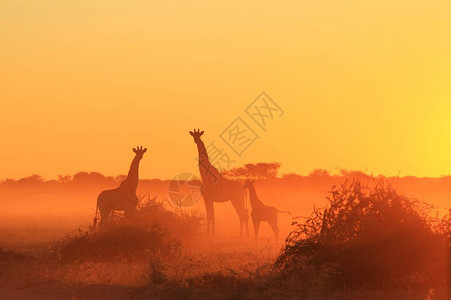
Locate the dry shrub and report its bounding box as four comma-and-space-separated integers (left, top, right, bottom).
437, 209, 451, 240
275, 179, 449, 290
129, 194, 204, 240
54, 195, 203, 264
0, 247, 29, 263
56, 224, 180, 263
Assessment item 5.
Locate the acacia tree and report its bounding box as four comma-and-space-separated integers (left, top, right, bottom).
222, 162, 281, 180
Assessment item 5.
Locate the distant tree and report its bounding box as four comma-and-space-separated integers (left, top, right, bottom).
281, 173, 302, 180
17, 174, 44, 184
309, 169, 330, 177
57, 175, 72, 183
222, 162, 281, 180
339, 170, 370, 179
115, 175, 127, 183
72, 172, 109, 186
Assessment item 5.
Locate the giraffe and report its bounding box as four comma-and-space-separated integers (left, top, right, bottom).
243, 179, 291, 241
189, 129, 249, 237
93, 146, 147, 228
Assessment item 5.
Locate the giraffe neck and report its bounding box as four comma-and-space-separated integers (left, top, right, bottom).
248, 185, 262, 209
196, 138, 220, 183
120, 155, 141, 192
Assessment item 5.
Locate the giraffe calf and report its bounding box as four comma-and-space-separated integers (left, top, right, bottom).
244, 179, 291, 241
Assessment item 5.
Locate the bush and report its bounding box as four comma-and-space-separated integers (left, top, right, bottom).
57, 224, 180, 263
275, 179, 449, 289
0, 247, 29, 263
129, 194, 204, 240
55, 195, 203, 263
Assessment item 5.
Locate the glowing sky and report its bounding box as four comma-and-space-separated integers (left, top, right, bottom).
1, 0, 450, 179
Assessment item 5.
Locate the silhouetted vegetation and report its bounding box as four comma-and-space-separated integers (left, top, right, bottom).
0, 247, 29, 263
54, 195, 202, 264
274, 179, 449, 292
130, 194, 204, 239
222, 162, 281, 180
57, 224, 180, 263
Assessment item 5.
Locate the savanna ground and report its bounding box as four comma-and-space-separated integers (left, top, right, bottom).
1, 171, 450, 299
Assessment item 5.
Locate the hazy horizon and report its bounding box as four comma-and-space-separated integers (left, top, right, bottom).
2, 166, 451, 182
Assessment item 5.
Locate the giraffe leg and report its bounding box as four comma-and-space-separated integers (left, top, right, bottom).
203, 195, 215, 238
269, 212, 279, 242
269, 222, 279, 242
231, 197, 249, 238
240, 219, 243, 237
245, 209, 249, 237
211, 215, 215, 238
124, 207, 134, 219
99, 207, 110, 227
253, 218, 260, 240
124, 195, 138, 219
97, 198, 106, 227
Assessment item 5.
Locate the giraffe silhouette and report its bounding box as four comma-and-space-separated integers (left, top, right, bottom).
189, 129, 249, 237
244, 179, 291, 241
93, 146, 147, 228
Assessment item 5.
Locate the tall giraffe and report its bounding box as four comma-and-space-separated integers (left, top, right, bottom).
93, 146, 147, 228
244, 179, 291, 241
189, 129, 249, 237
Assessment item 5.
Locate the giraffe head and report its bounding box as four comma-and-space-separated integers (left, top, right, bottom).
243, 179, 255, 189
132, 146, 147, 159
189, 128, 204, 144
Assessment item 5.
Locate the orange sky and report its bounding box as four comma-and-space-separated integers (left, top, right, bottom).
1, 0, 450, 180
